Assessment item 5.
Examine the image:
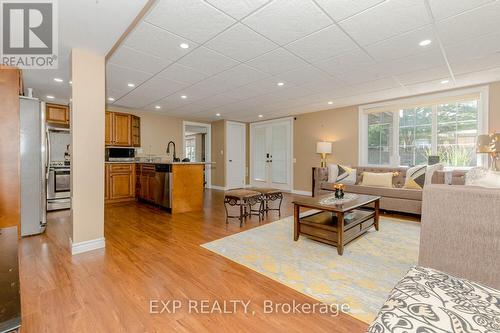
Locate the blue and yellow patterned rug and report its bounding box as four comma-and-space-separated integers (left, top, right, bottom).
202, 215, 420, 323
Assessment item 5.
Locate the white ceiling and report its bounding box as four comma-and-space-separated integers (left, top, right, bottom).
25, 0, 500, 122
22, 0, 149, 105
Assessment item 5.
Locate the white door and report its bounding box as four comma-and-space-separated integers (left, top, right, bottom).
226, 122, 246, 189
250, 118, 292, 190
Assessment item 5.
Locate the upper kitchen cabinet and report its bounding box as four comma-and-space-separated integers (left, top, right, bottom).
46, 103, 69, 125
105, 111, 140, 147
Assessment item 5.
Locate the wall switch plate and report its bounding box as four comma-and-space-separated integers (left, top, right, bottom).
220, 150, 224, 155
293, 158, 296, 163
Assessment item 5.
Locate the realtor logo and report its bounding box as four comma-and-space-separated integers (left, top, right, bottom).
1, 0, 58, 68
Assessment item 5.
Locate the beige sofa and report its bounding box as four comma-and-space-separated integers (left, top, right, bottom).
368, 184, 500, 333
312, 167, 467, 215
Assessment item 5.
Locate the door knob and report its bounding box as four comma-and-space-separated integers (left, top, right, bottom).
229, 159, 232, 162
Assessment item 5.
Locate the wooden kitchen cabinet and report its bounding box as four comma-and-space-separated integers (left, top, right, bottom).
46, 103, 69, 125
105, 111, 140, 147
104, 164, 109, 200
105, 163, 135, 203
136, 164, 158, 203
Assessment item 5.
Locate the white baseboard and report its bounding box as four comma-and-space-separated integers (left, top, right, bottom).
210, 185, 227, 191
71, 237, 106, 255
292, 190, 313, 196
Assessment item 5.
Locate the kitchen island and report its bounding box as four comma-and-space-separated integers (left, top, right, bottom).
105, 162, 207, 214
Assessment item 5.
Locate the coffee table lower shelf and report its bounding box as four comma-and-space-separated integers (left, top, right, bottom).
295, 208, 380, 257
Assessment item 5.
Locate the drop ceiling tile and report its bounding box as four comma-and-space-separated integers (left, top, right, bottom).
124, 22, 197, 61
428, 0, 495, 21
315, 0, 385, 22
208, 64, 271, 91
245, 48, 308, 75
274, 65, 332, 86
436, 2, 500, 46
313, 49, 374, 76
157, 63, 208, 84
445, 32, 500, 64
340, 0, 430, 46
365, 25, 437, 62
108, 46, 171, 74
177, 47, 239, 76
205, 24, 277, 62
106, 63, 152, 93
145, 0, 236, 43
205, 0, 270, 20
451, 53, 500, 75
396, 66, 450, 85
115, 77, 188, 108
286, 25, 358, 63
151, 93, 196, 111
379, 50, 447, 77
243, 0, 332, 45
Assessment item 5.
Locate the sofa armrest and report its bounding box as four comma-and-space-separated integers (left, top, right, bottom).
431, 170, 467, 185
419, 184, 500, 289
312, 167, 328, 197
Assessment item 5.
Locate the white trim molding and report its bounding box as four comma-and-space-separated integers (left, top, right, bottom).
292, 190, 312, 197
71, 237, 106, 255
359, 85, 489, 168
210, 185, 227, 191
182, 121, 212, 188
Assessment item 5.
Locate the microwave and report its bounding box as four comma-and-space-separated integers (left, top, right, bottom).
106, 147, 135, 162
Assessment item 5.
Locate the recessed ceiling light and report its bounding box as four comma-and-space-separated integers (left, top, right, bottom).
53, 78, 63, 83
155, 105, 161, 109
180, 43, 189, 49
419, 39, 432, 47
441, 79, 450, 84
258, 114, 263, 118
181, 95, 187, 99
277, 82, 285, 86
328, 101, 333, 105
46, 95, 54, 99
108, 97, 115, 101
215, 113, 221, 117
69, 81, 72, 85
127, 83, 135, 87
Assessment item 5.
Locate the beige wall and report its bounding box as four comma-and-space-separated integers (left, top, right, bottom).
211, 120, 226, 187
293, 106, 359, 192
108, 107, 183, 158
71, 49, 105, 246
293, 81, 500, 192
489, 82, 500, 133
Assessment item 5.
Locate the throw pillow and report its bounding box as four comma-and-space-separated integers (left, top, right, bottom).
424, 163, 444, 185
361, 172, 394, 188
337, 165, 356, 185
466, 168, 500, 188
403, 165, 427, 189
327, 164, 339, 183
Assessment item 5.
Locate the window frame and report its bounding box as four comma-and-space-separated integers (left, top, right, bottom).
358, 86, 489, 169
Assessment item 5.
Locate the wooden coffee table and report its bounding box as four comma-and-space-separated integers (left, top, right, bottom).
293, 194, 380, 255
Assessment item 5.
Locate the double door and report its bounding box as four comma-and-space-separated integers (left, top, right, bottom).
250, 118, 292, 190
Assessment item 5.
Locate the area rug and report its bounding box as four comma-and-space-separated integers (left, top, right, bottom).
201, 215, 420, 323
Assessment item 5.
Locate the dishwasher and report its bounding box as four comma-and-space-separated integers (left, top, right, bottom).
154, 164, 172, 209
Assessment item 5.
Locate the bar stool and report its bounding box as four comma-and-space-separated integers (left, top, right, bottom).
247, 187, 283, 217
224, 189, 263, 226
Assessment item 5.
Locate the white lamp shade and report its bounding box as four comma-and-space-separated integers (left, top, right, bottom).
316, 141, 332, 154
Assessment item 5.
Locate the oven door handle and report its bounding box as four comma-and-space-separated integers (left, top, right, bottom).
46, 129, 51, 179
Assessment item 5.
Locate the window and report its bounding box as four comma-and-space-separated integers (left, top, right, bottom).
360, 88, 487, 168
185, 137, 196, 161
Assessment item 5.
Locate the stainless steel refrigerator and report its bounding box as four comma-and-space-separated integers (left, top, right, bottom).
19, 96, 47, 236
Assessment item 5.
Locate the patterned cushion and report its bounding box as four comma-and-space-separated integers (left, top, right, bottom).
367, 266, 500, 333
403, 165, 427, 189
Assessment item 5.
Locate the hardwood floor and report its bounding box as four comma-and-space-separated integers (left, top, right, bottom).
19, 190, 380, 332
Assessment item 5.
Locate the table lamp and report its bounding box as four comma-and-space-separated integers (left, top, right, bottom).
316, 141, 332, 168
476, 133, 500, 171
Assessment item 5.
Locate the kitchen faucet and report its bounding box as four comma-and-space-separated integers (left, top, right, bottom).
166, 141, 180, 162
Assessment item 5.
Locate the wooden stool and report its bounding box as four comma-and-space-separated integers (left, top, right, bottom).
248, 187, 283, 217
224, 189, 263, 226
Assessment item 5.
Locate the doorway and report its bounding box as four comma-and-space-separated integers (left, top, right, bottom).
226, 121, 246, 189
250, 118, 293, 191
182, 121, 211, 188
